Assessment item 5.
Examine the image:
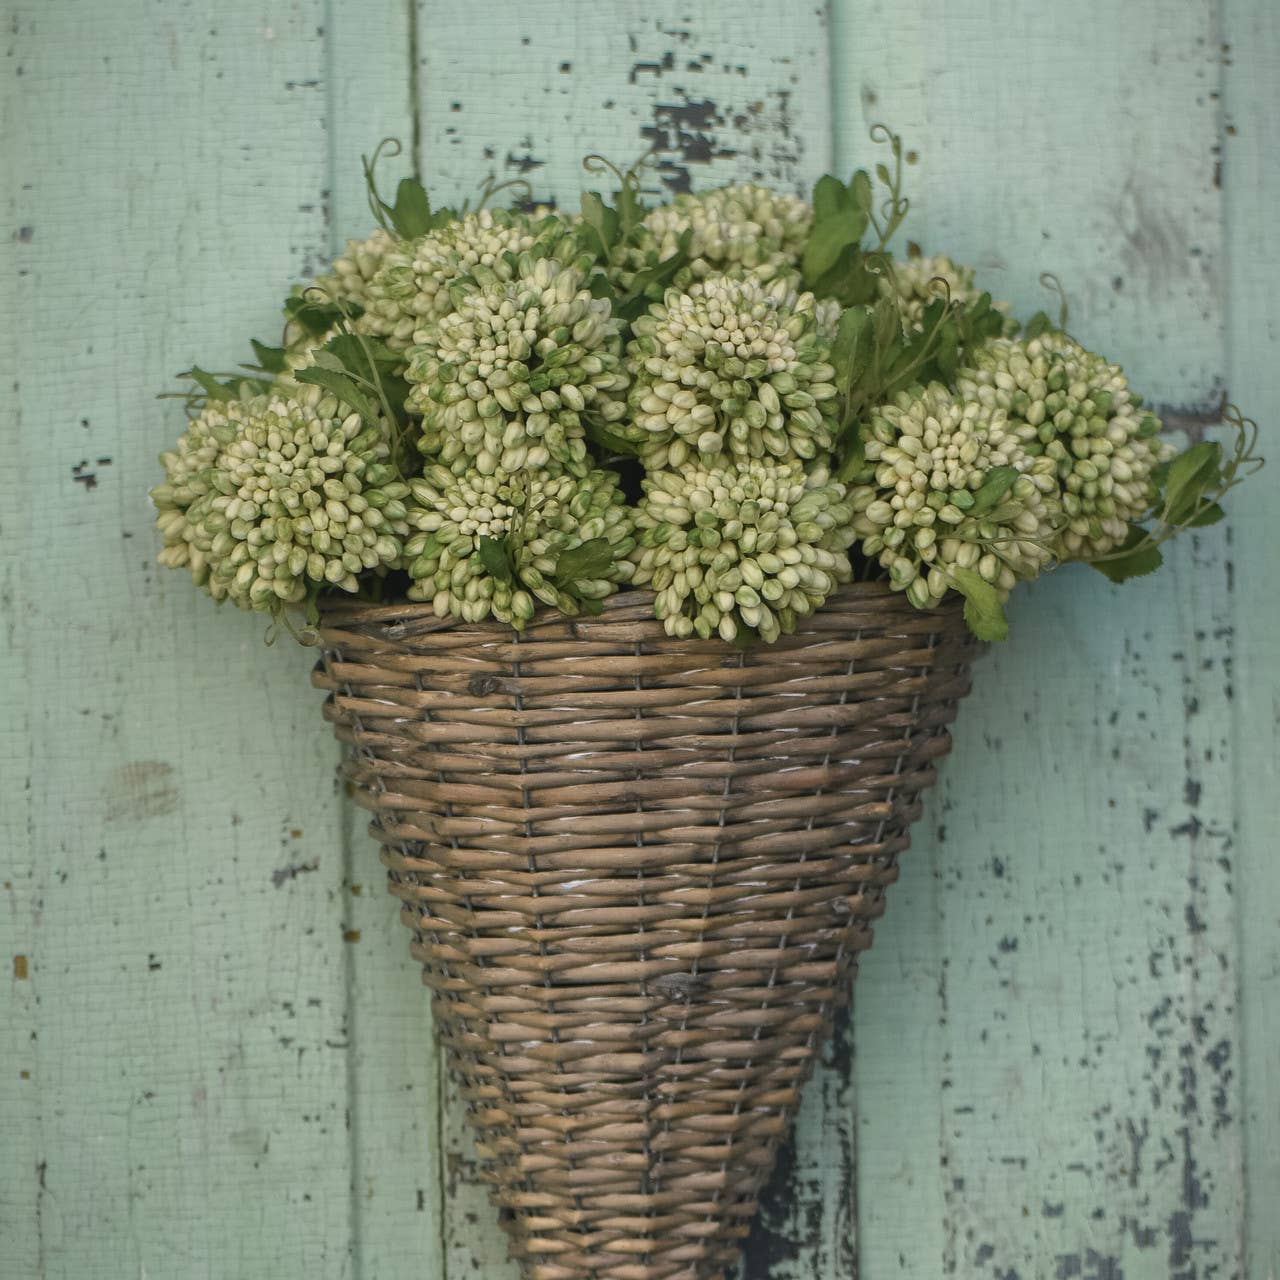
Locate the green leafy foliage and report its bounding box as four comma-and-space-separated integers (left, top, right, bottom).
1088, 526, 1164, 583
554, 537, 614, 584
477, 535, 515, 583
949, 567, 1010, 641
283, 292, 350, 337
361, 138, 455, 240
1086, 408, 1262, 581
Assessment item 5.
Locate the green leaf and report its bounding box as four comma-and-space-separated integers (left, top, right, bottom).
580, 191, 620, 258
183, 367, 237, 402
553, 537, 614, 582
249, 339, 288, 374
1163, 440, 1222, 525
309, 348, 348, 372
812, 243, 880, 306
835, 429, 867, 483
293, 367, 379, 423
1187, 501, 1226, 527
1087, 526, 1164, 583
802, 212, 867, 284
1023, 310, 1055, 340
850, 169, 873, 215
812, 174, 850, 223
390, 177, 433, 239
325, 331, 401, 373
829, 306, 873, 398
968, 466, 1019, 516
283, 293, 347, 336
477, 535, 515, 583
949, 567, 1010, 641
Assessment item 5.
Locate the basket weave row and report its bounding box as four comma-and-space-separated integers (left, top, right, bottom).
313, 583, 978, 1280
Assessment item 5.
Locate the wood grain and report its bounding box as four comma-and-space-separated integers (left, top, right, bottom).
1222, 2, 1280, 1275
1, 3, 353, 1275
1, 1, 1276, 1277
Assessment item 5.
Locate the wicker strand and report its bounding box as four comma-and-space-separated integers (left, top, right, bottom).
314, 583, 979, 1280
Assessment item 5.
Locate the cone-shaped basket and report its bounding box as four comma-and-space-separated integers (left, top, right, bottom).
313, 582, 978, 1279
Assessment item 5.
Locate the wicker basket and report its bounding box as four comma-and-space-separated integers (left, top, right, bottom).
313, 582, 979, 1280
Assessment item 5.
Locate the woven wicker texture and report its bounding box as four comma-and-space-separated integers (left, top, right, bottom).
313, 582, 978, 1280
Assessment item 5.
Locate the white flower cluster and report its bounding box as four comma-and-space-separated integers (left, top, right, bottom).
632, 458, 852, 642
405, 251, 629, 477
315, 227, 398, 312
880, 252, 1000, 331
850, 383, 1059, 608
957, 334, 1172, 559
626, 276, 838, 468
152, 386, 407, 610
359, 209, 556, 350
403, 464, 634, 625
643, 182, 812, 285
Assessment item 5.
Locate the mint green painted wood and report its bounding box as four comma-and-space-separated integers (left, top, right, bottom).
0, 4, 356, 1277
3, 2, 1277, 1278
1222, 4, 1280, 1275
829, 0, 1226, 410
414, 0, 835, 208
324, 13, 448, 1276
833, 3, 1274, 1277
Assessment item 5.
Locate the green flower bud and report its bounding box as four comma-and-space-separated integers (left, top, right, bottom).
850, 382, 1060, 610
632, 457, 853, 643
958, 333, 1173, 560
150, 384, 405, 615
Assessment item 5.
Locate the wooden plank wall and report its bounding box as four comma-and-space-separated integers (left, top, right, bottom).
1, 2, 1275, 1277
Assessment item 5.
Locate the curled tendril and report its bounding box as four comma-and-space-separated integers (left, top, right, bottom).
470, 173, 534, 212
1038, 272, 1070, 330
926, 274, 954, 304
583, 151, 664, 209
361, 137, 406, 236
864, 124, 912, 251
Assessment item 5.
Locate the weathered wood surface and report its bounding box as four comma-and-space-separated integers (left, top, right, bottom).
1, 2, 1275, 1278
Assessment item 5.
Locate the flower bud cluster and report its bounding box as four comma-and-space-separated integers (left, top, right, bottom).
359, 210, 557, 350
627, 275, 838, 468
315, 228, 398, 312
957, 334, 1172, 559
403, 465, 634, 626
641, 183, 812, 286
404, 251, 629, 477
880, 253, 989, 330
151, 385, 407, 611
850, 383, 1059, 609
631, 458, 853, 643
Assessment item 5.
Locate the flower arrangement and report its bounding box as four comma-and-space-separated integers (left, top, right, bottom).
148, 132, 1265, 1280
153, 132, 1259, 643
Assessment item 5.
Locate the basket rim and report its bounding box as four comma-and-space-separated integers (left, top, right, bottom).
314, 578, 968, 644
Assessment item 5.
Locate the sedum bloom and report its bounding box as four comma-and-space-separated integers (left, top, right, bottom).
403, 465, 635, 626
358, 209, 557, 350
849, 383, 1059, 609
627, 274, 839, 468
631, 457, 853, 643
405, 251, 629, 477
957, 334, 1172, 559
315, 227, 398, 313
641, 183, 812, 286
881, 251, 1009, 332
151, 386, 408, 611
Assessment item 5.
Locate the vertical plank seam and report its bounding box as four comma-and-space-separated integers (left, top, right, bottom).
408, 0, 423, 181
321, 1, 361, 1270
1217, 0, 1251, 1268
